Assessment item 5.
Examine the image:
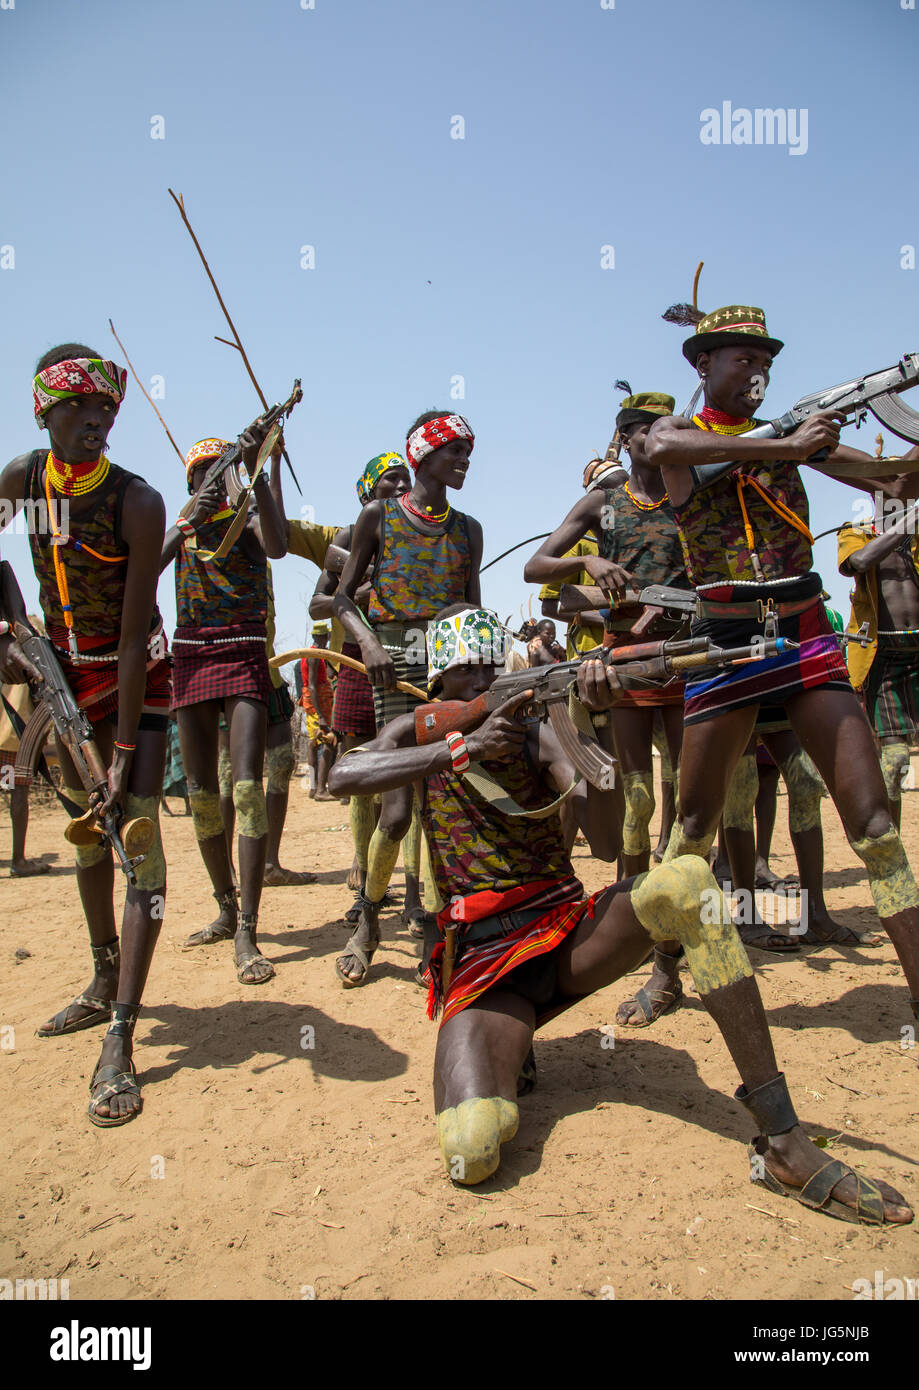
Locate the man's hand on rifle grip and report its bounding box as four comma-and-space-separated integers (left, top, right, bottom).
787, 410, 845, 461
577, 658, 622, 712
465, 689, 533, 763
0, 635, 42, 686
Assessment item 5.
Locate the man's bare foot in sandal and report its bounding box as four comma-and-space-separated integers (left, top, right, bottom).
794, 903, 883, 948
234, 912, 275, 985
616, 946, 684, 1028
336, 898, 380, 987
754, 855, 799, 892
88, 1004, 143, 1128
735, 906, 800, 955
738, 1073, 912, 1226
183, 888, 238, 948
37, 938, 120, 1037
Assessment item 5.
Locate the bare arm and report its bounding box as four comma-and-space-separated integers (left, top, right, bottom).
465, 515, 483, 605
328, 712, 455, 797
523, 493, 603, 584
331, 502, 393, 684
0, 455, 45, 682
247, 447, 287, 560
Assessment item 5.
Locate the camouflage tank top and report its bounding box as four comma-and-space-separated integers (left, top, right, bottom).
598, 484, 690, 589
367, 498, 471, 622
176, 513, 269, 628
422, 750, 573, 901
671, 422, 812, 585
25, 450, 161, 652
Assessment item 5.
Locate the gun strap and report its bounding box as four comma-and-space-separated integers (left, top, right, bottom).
458, 691, 608, 819
461, 763, 580, 819
190, 421, 281, 563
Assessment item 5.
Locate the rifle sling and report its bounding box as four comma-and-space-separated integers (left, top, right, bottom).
461, 763, 580, 819
458, 689, 608, 818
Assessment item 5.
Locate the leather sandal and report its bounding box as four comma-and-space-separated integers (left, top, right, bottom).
37, 938, 120, 1037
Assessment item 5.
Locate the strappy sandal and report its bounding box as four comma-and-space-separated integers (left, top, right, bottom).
616, 949, 684, 1028
182, 888, 238, 948
737, 1072, 893, 1226
37, 939, 119, 1037
795, 922, 883, 947
402, 907, 427, 939
336, 899, 380, 988
737, 921, 800, 954
235, 912, 275, 985
88, 1004, 142, 1128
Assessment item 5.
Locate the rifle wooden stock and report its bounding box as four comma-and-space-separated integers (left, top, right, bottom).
414, 694, 490, 746
558, 583, 620, 614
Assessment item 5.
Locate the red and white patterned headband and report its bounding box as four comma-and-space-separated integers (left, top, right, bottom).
33, 357, 127, 425
405, 414, 474, 470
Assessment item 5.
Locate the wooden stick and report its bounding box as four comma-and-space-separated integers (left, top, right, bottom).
269, 646, 434, 704
108, 319, 185, 464
167, 187, 302, 495
692, 260, 704, 312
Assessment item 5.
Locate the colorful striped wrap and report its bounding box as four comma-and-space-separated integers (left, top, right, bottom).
682, 575, 851, 726
425, 877, 597, 1026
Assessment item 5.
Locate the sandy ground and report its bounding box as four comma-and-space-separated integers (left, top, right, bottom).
1, 770, 918, 1303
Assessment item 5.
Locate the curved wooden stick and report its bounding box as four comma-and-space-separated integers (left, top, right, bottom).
692, 260, 704, 312
270, 647, 436, 703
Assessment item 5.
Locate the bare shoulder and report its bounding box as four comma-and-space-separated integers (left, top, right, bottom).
649, 413, 691, 436
122, 476, 166, 537
0, 452, 34, 492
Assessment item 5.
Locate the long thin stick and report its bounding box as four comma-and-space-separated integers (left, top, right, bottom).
108, 319, 185, 464
480, 533, 550, 573
167, 188, 302, 495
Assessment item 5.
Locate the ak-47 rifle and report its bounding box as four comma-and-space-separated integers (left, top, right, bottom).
0, 562, 153, 886
558, 583, 876, 655
692, 354, 919, 487
558, 582, 695, 635
179, 379, 303, 562
414, 631, 796, 789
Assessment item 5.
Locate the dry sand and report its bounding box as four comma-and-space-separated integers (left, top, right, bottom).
1, 775, 918, 1302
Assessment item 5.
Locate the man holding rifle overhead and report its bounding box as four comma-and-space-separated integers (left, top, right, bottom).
0, 342, 170, 1127
160, 415, 287, 987
644, 304, 919, 1032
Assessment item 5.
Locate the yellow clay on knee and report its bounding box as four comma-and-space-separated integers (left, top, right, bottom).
189, 788, 224, 843
233, 779, 268, 839
622, 770, 654, 857
631, 857, 752, 994
436, 1097, 519, 1185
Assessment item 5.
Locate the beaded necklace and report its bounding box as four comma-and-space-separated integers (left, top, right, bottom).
401, 492, 450, 526
43, 461, 127, 660
693, 406, 754, 436
623, 481, 667, 512
47, 450, 111, 497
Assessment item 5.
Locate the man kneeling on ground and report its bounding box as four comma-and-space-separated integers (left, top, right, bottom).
329, 606, 911, 1225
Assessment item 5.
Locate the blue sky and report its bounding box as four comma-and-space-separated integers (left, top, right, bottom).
2, 0, 917, 655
